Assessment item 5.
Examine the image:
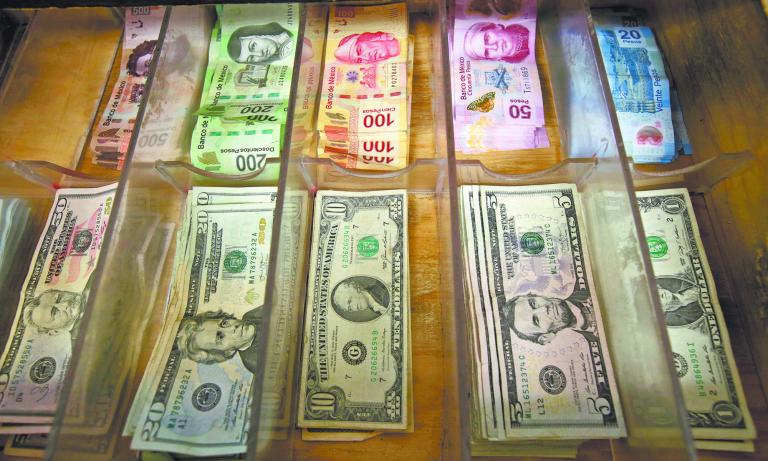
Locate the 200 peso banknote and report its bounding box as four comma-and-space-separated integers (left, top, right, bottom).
298, 190, 410, 431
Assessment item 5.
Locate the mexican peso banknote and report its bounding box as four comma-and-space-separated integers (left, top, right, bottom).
317, 4, 411, 170
90, 7, 165, 169
449, 0, 550, 153
593, 12, 675, 163
197, 3, 299, 119
190, 4, 298, 175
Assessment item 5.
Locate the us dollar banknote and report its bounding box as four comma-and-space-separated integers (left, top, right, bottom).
130, 191, 276, 456
637, 188, 756, 441
0, 184, 117, 425
0, 198, 31, 298
459, 184, 625, 440
298, 190, 409, 430
123, 188, 275, 439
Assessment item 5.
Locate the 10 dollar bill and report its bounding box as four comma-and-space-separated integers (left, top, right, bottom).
298, 190, 410, 430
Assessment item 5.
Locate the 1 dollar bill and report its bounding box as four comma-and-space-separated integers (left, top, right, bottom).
637, 188, 755, 441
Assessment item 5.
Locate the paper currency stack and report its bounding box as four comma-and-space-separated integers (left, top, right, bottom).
593, 8, 691, 163
317, 3, 414, 170
124, 187, 279, 456
0, 185, 117, 435
190, 3, 299, 174
638, 188, 756, 452
458, 184, 625, 455
298, 190, 411, 440
449, 0, 549, 154
89, 7, 164, 169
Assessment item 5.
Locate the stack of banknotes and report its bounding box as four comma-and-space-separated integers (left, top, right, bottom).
190, 3, 299, 174
458, 184, 625, 455
298, 190, 411, 439
125, 187, 281, 456
0, 185, 117, 435
89, 7, 164, 169
290, 3, 327, 157
317, 4, 414, 170
449, 0, 549, 154
593, 8, 692, 163
638, 188, 756, 452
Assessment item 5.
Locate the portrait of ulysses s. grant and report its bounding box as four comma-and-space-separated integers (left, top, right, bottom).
176, 308, 262, 374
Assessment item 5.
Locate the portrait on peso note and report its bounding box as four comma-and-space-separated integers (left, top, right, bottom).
334, 31, 401, 64
463, 22, 530, 63
127, 39, 158, 77
227, 22, 294, 65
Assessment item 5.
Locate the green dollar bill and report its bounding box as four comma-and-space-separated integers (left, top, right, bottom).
131, 196, 275, 456
459, 184, 625, 440
0, 184, 117, 423
123, 188, 276, 439
637, 188, 756, 441
298, 190, 410, 430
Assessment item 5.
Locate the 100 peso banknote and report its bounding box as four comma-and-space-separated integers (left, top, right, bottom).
637, 189, 755, 442
0, 184, 117, 426
459, 184, 624, 440
317, 3, 411, 169
317, 4, 409, 135
298, 190, 410, 430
